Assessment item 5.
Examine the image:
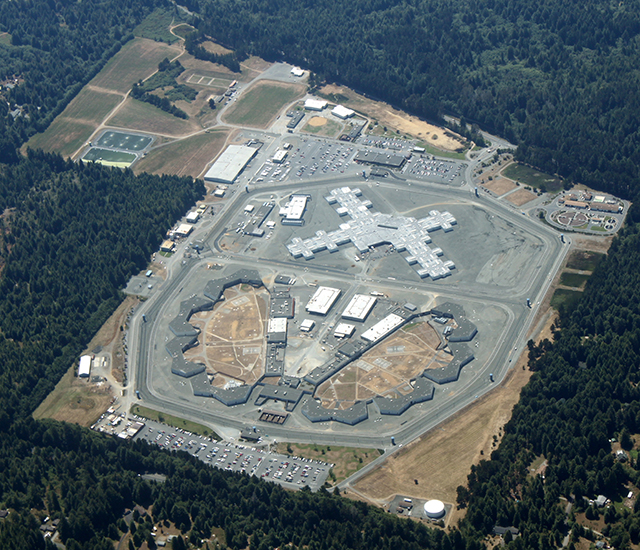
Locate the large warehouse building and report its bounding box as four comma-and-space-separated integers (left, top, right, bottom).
342, 294, 377, 321
204, 145, 258, 184
306, 287, 341, 315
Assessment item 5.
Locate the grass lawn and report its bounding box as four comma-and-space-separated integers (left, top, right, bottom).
224, 80, 305, 128
566, 250, 605, 272
130, 404, 220, 439
416, 140, 467, 160
107, 97, 196, 135
551, 288, 583, 312
559, 272, 590, 289
275, 443, 381, 484
502, 162, 564, 192
172, 24, 196, 39
302, 118, 342, 137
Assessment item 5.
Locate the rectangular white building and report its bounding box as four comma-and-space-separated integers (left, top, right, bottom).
306, 287, 341, 315
279, 195, 309, 225
334, 323, 355, 338
204, 145, 258, 184
300, 319, 315, 332
361, 313, 404, 343
78, 355, 92, 378
304, 98, 328, 111
332, 105, 355, 119
186, 211, 200, 223
273, 150, 288, 164
342, 294, 377, 321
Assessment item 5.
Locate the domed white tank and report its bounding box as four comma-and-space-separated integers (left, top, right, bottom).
424, 499, 445, 519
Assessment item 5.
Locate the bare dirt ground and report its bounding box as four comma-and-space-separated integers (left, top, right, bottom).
484, 177, 517, 196
571, 233, 613, 254
308, 116, 327, 127
184, 286, 268, 386
319, 84, 465, 152
33, 296, 138, 426
317, 322, 443, 409
505, 188, 537, 206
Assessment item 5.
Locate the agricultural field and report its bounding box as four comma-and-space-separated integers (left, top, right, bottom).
82, 148, 137, 168
91, 38, 182, 94
107, 97, 199, 136
223, 80, 305, 128
133, 129, 230, 177
502, 162, 564, 193
566, 250, 605, 272
550, 288, 583, 312
25, 88, 122, 157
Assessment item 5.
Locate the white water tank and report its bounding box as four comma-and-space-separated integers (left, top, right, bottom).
424, 500, 445, 519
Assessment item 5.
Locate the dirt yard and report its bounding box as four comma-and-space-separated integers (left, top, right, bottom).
308, 116, 327, 127
317, 321, 444, 409
319, 84, 466, 152
484, 177, 517, 196
184, 285, 269, 386
505, 188, 537, 206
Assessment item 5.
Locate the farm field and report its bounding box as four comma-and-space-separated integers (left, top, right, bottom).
25, 88, 122, 156
91, 38, 182, 94
566, 250, 605, 272
550, 288, 583, 312
223, 80, 305, 128
502, 162, 564, 193
559, 272, 590, 289
107, 97, 200, 136
133, 129, 230, 177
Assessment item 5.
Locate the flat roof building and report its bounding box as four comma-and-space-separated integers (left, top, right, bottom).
342, 294, 377, 321
279, 194, 309, 225
332, 105, 355, 119
160, 240, 175, 252
306, 286, 341, 315
273, 150, 288, 164
78, 355, 91, 378
204, 145, 258, 184
174, 223, 193, 237
291, 67, 305, 77
300, 319, 315, 332
334, 323, 355, 338
361, 313, 405, 343
305, 98, 328, 111
186, 211, 200, 223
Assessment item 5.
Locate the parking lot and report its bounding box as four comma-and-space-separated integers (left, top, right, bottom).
404, 156, 463, 184
128, 417, 331, 491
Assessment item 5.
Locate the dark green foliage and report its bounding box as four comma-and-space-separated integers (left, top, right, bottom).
181, 0, 640, 198
184, 29, 242, 72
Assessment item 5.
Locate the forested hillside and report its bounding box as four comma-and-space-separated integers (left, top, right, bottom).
183, 0, 640, 198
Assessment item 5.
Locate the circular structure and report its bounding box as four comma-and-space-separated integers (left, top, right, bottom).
308, 116, 327, 127
569, 212, 588, 226
424, 500, 446, 519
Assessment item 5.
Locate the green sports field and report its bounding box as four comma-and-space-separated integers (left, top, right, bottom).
82, 148, 137, 167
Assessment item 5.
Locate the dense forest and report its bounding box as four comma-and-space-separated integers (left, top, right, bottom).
181, 0, 640, 199
1, 0, 640, 548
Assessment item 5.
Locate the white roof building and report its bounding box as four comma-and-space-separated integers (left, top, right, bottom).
268, 318, 287, 333
300, 319, 315, 332
175, 223, 193, 237
279, 195, 309, 224
186, 211, 200, 223
342, 294, 377, 321
334, 323, 355, 338
204, 145, 258, 184
306, 287, 341, 315
273, 150, 288, 163
304, 98, 328, 111
78, 355, 92, 378
361, 313, 404, 343
291, 67, 305, 77
332, 105, 355, 119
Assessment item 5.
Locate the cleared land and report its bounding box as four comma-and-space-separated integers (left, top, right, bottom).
504, 188, 537, 206
25, 88, 122, 156
184, 286, 268, 387
223, 80, 305, 128
131, 404, 220, 439
559, 272, 590, 289
33, 366, 113, 427
566, 250, 606, 271
133, 7, 181, 43
91, 38, 182, 94
502, 162, 564, 193
133, 129, 230, 177
319, 84, 466, 152
550, 288, 583, 312
275, 443, 381, 484
317, 321, 444, 409
484, 177, 517, 196
107, 97, 199, 136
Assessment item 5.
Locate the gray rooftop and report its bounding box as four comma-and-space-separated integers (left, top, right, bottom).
287, 187, 456, 279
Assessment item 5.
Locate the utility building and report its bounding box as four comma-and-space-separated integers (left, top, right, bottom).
78, 355, 92, 378
204, 145, 258, 184
342, 294, 377, 321
306, 287, 341, 315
